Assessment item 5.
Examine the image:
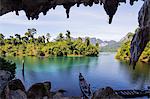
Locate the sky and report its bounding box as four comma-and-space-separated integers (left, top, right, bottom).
0, 1, 143, 41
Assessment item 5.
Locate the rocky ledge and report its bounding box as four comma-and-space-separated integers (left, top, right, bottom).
0, 70, 12, 94
0, 70, 122, 99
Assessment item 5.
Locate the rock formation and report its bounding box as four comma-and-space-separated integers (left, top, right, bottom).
1, 79, 27, 99
27, 81, 51, 99
0, 70, 11, 95
130, 0, 150, 68
0, 0, 136, 23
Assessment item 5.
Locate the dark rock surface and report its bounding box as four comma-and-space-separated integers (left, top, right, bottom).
0, 76, 124, 99
27, 81, 51, 99
130, 0, 150, 68
0, 70, 11, 95
1, 79, 27, 99
7, 89, 27, 99
93, 87, 123, 99
0, 0, 136, 23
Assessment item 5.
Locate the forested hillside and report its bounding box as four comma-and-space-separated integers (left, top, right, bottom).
116, 32, 150, 64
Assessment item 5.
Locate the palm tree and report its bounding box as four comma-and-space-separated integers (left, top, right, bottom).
0, 33, 5, 45
37, 36, 43, 43
28, 28, 37, 39
46, 33, 51, 42
42, 35, 45, 43
56, 33, 64, 41
15, 34, 21, 40
66, 30, 71, 40
25, 28, 37, 39
0, 33, 5, 40
85, 37, 90, 46
22, 36, 28, 43
25, 28, 37, 43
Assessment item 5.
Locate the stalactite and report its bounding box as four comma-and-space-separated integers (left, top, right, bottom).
94, 0, 99, 4
103, 0, 119, 24
0, 0, 141, 22
63, 3, 75, 18
130, 0, 138, 5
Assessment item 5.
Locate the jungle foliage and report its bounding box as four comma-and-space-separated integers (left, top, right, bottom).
0, 29, 100, 57
0, 57, 16, 79
116, 35, 150, 64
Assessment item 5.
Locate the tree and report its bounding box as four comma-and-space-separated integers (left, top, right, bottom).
9, 36, 17, 45
0, 57, 16, 79
15, 34, 21, 40
85, 37, 90, 46
22, 36, 29, 43
25, 28, 37, 42
56, 33, 64, 41
46, 33, 51, 42
0, 33, 5, 45
96, 41, 100, 51
0, 30, 100, 57
77, 37, 82, 42
28, 28, 37, 38
38, 36, 43, 43
0, 33, 5, 40
42, 35, 45, 43
25, 32, 31, 39
11, 38, 17, 45
24, 28, 37, 43
66, 30, 71, 40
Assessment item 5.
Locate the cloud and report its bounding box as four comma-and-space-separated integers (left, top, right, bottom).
0, 2, 143, 41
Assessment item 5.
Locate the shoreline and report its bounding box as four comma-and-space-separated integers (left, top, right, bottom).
0, 72, 123, 99
1, 70, 150, 99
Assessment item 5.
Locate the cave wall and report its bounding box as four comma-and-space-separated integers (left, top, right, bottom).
130, 0, 150, 68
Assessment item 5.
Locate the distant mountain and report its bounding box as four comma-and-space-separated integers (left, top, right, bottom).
119, 32, 134, 43
100, 32, 134, 52
100, 41, 121, 52
71, 37, 117, 47
59, 33, 134, 52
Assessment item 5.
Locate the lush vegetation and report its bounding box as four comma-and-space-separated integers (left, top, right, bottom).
0, 29, 100, 57
116, 33, 150, 64
0, 57, 16, 79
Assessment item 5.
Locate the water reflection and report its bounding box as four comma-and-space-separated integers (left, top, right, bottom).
4, 53, 150, 96
118, 61, 150, 89
22, 69, 25, 81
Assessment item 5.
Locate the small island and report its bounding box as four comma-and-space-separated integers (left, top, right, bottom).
0, 29, 100, 57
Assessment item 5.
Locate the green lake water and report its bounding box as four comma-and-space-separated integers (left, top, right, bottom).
5, 52, 150, 96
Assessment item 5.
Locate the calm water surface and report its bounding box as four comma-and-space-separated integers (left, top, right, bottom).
6, 53, 150, 96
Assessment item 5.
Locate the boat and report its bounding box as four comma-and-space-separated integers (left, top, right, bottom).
79, 73, 93, 99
